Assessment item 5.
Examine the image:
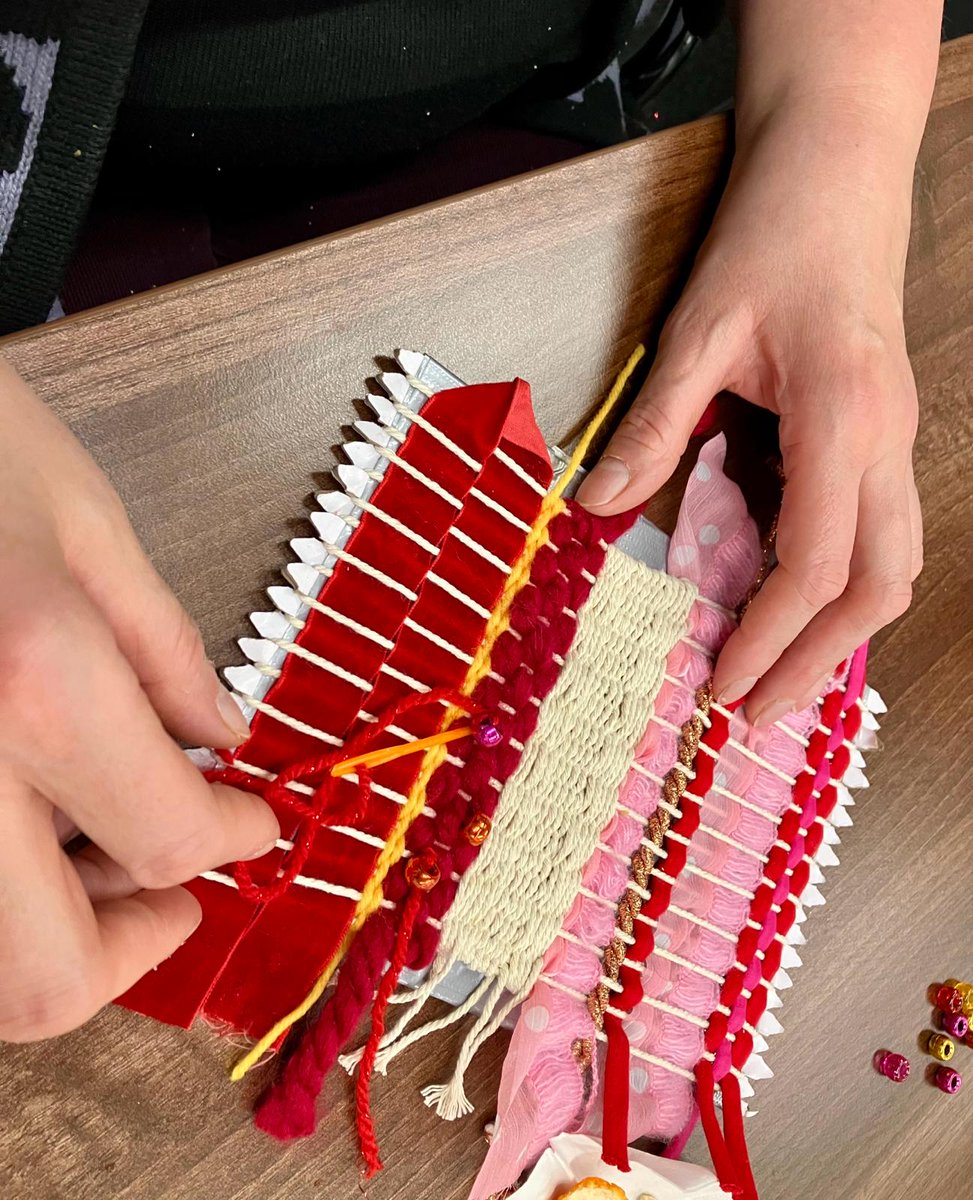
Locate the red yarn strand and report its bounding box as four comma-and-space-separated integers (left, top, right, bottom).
356, 885, 424, 1176
214, 686, 477, 904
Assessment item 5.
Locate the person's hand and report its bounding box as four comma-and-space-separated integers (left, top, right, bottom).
577, 106, 922, 724
0, 361, 279, 1042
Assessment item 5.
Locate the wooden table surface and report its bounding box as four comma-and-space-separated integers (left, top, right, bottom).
1, 35, 971, 1200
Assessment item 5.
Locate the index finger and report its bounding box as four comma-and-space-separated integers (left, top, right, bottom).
712, 449, 862, 706
6, 588, 278, 892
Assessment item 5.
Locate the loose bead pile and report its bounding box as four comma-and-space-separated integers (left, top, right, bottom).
875, 974, 973, 1095
920, 975, 973, 1093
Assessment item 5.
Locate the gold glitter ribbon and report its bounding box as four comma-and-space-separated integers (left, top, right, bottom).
588, 683, 712, 1028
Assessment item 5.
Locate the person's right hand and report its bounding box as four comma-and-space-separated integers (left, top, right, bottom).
0, 360, 279, 1043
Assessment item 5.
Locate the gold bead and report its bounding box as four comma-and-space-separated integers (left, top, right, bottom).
405, 853, 440, 891
462, 812, 492, 846
945, 979, 973, 1018
928, 1033, 956, 1062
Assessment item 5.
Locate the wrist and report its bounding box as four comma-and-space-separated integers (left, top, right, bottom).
727, 99, 915, 276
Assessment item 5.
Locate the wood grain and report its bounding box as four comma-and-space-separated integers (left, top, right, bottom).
1, 34, 971, 1200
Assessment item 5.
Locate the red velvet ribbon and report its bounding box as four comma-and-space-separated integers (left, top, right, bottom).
696, 661, 866, 1199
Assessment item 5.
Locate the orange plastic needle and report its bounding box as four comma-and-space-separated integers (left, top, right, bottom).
330, 725, 474, 777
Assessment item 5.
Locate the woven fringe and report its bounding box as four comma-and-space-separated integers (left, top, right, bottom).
421, 981, 525, 1121
339, 969, 492, 1077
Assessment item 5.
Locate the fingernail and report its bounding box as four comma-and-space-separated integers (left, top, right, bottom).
717, 676, 757, 706
749, 698, 796, 728
241, 838, 278, 862
216, 684, 251, 742
801, 674, 831, 708
576, 456, 630, 509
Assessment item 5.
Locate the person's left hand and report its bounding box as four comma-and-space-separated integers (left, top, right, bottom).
576, 108, 922, 725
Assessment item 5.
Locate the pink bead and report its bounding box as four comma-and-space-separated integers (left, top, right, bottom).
474, 716, 503, 748
940, 1011, 970, 1039
874, 1050, 910, 1083
935, 1066, 962, 1095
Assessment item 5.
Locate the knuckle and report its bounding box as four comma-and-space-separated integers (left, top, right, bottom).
875, 579, 913, 623
838, 367, 919, 451
126, 825, 214, 890
0, 585, 87, 737
0, 966, 96, 1043
852, 576, 912, 626
165, 606, 207, 683
656, 309, 712, 386
619, 402, 680, 465
786, 560, 849, 610
660, 299, 711, 356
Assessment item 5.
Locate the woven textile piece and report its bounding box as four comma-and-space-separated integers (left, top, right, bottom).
438, 548, 695, 996
358, 547, 694, 1120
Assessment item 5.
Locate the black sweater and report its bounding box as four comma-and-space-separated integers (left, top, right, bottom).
0, 0, 661, 334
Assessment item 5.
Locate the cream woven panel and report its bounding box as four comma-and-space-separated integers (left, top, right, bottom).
436, 547, 697, 995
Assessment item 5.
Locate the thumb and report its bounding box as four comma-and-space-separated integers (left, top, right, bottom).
65, 510, 251, 749
576, 320, 736, 515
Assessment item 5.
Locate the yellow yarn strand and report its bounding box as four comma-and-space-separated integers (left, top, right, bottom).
550, 342, 645, 502
228, 926, 355, 1081
229, 344, 645, 1081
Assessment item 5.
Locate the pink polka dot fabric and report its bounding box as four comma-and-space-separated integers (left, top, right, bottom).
472, 435, 767, 1200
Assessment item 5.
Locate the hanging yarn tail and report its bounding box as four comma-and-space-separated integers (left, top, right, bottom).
600, 1009, 633, 1170
420, 980, 525, 1121
371, 973, 495, 1077
720, 1070, 757, 1200
694, 1060, 743, 1198
254, 910, 396, 1139
337, 955, 460, 1075
356, 884, 425, 1176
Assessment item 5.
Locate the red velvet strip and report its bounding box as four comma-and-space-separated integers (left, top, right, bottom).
694, 1059, 740, 1196
720, 1070, 757, 1200
697, 651, 868, 1197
